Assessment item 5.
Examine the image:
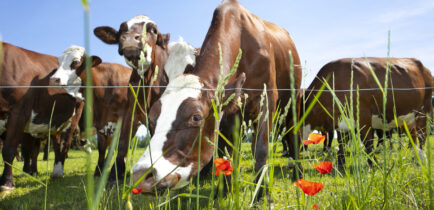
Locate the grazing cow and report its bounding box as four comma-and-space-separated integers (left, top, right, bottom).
94, 16, 197, 180
300, 57, 432, 167
49, 45, 133, 176
132, 0, 302, 199
0, 42, 84, 191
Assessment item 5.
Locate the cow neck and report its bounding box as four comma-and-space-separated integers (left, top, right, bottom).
193, 19, 241, 89
131, 48, 168, 110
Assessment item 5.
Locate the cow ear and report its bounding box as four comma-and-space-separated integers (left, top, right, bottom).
221, 73, 246, 115
91, 56, 102, 67
157, 33, 170, 49
94, 26, 119, 44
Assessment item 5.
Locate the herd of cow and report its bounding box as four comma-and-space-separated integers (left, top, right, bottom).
0, 0, 432, 200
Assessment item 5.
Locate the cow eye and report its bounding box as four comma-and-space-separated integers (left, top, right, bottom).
152, 28, 157, 34
192, 115, 202, 122
71, 60, 80, 68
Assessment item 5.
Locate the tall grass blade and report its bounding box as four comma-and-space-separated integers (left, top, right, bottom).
92, 120, 121, 210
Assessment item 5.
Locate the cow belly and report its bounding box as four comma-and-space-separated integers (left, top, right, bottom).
371, 113, 416, 130
25, 110, 72, 138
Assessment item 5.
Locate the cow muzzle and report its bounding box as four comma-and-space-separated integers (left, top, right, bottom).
122, 47, 142, 59
132, 168, 180, 194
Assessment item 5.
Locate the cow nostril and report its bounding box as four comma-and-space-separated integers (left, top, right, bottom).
134, 35, 140, 41
144, 168, 157, 183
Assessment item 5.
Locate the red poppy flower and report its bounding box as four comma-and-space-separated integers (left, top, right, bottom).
312, 161, 333, 174
214, 158, 233, 176
293, 179, 324, 196
303, 133, 326, 145
131, 188, 142, 195
313, 204, 320, 210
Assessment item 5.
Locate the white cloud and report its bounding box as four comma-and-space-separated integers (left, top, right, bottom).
378, 2, 434, 23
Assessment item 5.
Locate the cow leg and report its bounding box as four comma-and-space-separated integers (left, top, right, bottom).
22, 134, 41, 175
386, 130, 393, 149
51, 99, 84, 178
94, 133, 109, 177
15, 144, 23, 162
416, 114, 427, 149
281, 136, 290, 157
43, 140, 49, 161
336, 131, 346, 169
408, 127, 418, 148
21, 134, 32, 175
361, 128, 375, 167
376, 129, 384, 148
251, 92, 279, 201
109, 114, 139, 182
51, 134, 65, 178
1, 110, 28, 191
323, 130, 334, 152
30, 138, 41, 175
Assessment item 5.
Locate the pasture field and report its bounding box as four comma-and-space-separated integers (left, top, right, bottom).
0, 135, 432, 209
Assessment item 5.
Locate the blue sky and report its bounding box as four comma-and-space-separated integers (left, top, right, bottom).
1, 0, 433, 88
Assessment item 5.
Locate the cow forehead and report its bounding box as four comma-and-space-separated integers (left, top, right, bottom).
162, 74, 203, 97
58, 45, 85, 67
127, 15, 155, 30
157, 75, 203, 121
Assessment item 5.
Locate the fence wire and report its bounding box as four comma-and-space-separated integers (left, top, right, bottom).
0, 85, 432, 92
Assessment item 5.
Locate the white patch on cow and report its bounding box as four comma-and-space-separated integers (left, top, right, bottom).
0, 117, 8, 135
371, 113, 416, 130
338, 118, 355, 131
51, 46, 85, 99
301, 124, 312, 140
60, 140, 64, 152
26, 111, 50, 136
133, 74, 203, 189
83, 143, 92, 153
165, 37, 196, 81
98, 122, 117, 136
26, 110, 72, 138
51, 162, 64, 178
125, 57, 137, 69
136, 44, 153, 78
127, 15, 155, 30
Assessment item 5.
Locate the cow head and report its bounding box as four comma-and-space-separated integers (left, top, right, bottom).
94, 15, 170, 72
49, 46, 101, 97
132, 73, 246, 193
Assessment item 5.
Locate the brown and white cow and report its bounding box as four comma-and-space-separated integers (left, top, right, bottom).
0, 42, 84, 191
132, 0, 302, 197
300, 57, 432, 167
93, 15, 172, 179
49, 45, 133, 176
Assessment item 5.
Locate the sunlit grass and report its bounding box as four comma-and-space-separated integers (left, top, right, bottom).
0, 134, 432, 209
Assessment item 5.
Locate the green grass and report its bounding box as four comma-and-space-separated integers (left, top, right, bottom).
1, 135, 432, 209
